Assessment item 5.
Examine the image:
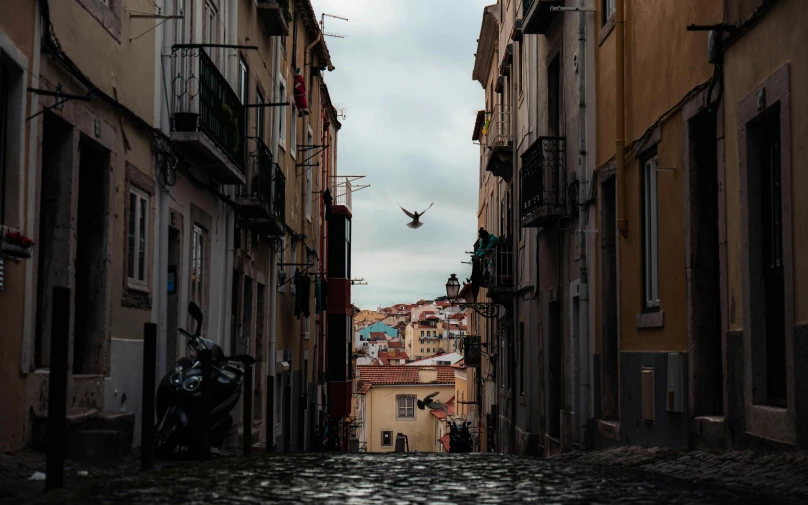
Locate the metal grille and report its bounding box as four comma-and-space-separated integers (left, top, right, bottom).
522, 0, 536, 16
240, 138, 274, 204
520, 136, 566, 217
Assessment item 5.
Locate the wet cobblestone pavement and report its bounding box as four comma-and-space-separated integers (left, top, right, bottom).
25, 453, 804, 504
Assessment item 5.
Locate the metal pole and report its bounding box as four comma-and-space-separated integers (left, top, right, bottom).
141, 323, 157, 470
243, 367, 253, 455
45, 286, 69, 491
198, 348, 212, 460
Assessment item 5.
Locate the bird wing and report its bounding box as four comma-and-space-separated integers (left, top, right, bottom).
425, 391, 440, 401
398, 203, 416, 219
419, 202, 435, 215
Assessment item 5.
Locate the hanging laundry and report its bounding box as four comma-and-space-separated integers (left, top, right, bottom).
301, 274, 312, 318
315, 277, 322, 315
293, 269, 303, 318
481, 115, 491, 135
293, 68, 310, 117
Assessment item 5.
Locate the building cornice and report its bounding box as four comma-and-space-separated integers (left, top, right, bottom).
472, 5, 499, 88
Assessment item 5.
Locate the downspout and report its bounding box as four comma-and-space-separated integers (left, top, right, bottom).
577, 0, 591, 448
155, 0, 170, 381
615, 0, 627, 236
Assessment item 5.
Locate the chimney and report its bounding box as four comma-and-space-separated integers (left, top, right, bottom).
418, 367, 438, 383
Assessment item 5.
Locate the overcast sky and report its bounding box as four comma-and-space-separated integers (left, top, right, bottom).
312, 0, 488, 309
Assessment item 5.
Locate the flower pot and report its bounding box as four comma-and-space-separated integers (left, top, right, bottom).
172, 112, 199, 132
1, 242, 33, 259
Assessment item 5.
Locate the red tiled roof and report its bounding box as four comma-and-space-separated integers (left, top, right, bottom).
440, 433, 450, 452
450, 313, 466, 320
388, 341, 404, 349
369, 332, 388, 340
356, 382, 372, 395
431, 396, 456, 420
357, 365, 455, 385
451, 359, 466, 368
459, 324, 468, 331
379, 351, 410, 361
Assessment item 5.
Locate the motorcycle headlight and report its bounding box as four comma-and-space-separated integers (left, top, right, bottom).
170, 372, 182, 385
182, 376, 202, 392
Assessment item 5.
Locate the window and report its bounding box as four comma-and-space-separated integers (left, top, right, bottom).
303, 313, 309, 339
290, 238, 297, 295
290, 104, 297, 158
381, 430, 393, 446
602, 0, 616, 26
277, 79, 287, 150
204, 1, 218, 65
306, 128, 313, 220
427, 331, 431, 337
421, 331, 424, 337
642, 154, 660, 309
518, 41, 524, 96
256, 91, 264, 142
278, 236, 287, 292
397, 395, 415, 419
127, 189, 149, 286
190, 225, 206, 317
427, 348, 430, 353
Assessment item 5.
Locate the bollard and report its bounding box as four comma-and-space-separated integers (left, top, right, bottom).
46, 286, 70, 491
141, 323, 157, 471
198, 348, 212, 460
265, 374, 274, 453
242, 367, 253, 455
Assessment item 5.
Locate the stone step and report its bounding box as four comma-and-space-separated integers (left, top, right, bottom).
67, 429, 127, 466
31, 408, 135, 463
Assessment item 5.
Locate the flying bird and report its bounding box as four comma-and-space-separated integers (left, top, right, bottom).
398, 202, 434, 229
417, 391, 443, 411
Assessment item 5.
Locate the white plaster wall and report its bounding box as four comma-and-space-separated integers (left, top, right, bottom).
104, 338, 144, 446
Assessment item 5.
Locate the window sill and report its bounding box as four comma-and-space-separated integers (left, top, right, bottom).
636, 310, 664, 329
395, 417, 417, 422
599, 15, 616, 47
121, 285, 152, 310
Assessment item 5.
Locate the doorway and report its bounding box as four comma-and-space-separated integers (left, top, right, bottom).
600, 178, 619, 420
166, 225, 181, 369
73, 137, 110, 375
687, 109, 723, 416
35, 115, 72, 369
547, 299, 562, 439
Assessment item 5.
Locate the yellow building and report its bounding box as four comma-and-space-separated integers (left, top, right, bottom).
355, 366, 455, 452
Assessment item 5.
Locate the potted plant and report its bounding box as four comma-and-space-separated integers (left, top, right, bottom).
2, 229, 35, 259
172, 111, 199, 132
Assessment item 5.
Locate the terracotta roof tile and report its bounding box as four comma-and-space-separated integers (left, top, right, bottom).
356, 365, 455, 385
440, 433, 450, 452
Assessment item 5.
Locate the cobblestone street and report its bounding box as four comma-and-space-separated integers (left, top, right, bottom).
5, 452, 803, 505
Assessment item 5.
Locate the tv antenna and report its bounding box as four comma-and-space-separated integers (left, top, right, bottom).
321, 13, 348, 39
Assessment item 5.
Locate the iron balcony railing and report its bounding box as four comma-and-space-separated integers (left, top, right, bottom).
329, 176, 353, 211
520, 136, 566, 217
278, 0, 291, 23
484, 240, 514, 290
522, 0, 536, 17
240, 138, 274, 205
171, 48, 245, 171
486, 104, 512, 150
273, 163, 286, 223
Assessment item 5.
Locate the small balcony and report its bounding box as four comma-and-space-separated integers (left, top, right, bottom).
483, 240, 514, 297
256, 0, 290, 36
483, 104, 513, 181
520, 136, 566, 228
521, 0, 563, 35
329, 176, 353, 212
236, 139, 285, 235
170, 48, 246, 185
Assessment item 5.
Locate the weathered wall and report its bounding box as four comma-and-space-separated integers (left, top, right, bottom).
365, 384, 454, 453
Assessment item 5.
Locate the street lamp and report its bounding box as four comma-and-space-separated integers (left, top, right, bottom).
445, 273, 503, 319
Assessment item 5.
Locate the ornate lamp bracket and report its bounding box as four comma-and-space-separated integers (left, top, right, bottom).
450, 300, 503, 319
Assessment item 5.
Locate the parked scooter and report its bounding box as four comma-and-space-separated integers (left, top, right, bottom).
154, 301, 255, 457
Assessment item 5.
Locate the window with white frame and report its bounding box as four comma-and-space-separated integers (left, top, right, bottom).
277, 79, 287, 150
256, 90, 264, 142
290, 104, 297, 158
127, 189, 149, 286
190, 225, 206, 318
397, 395, 416, 419
642, 154, 660, 309
204, 1, 218, 65
603, 0, 616, 26
278, 235, 287, 292
306, 127, 313, 220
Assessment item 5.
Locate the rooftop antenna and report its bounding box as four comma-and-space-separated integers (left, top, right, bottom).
321, 13, 348, 39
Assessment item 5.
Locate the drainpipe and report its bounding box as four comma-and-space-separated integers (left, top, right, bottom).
615, 0, 627, 236
154, 0, 169, 381
577, 0, 591, 448
305, 33, 323, 70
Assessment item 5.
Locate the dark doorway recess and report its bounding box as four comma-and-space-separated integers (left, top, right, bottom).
600, 178, 619, 420
688, 109, 724, 416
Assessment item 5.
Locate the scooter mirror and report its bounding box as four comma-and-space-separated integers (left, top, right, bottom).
188, 302, 203, 335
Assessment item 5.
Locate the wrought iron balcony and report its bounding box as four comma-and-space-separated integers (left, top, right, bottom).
236, 139, 284, 235
256, 0, 290, 36
520, 136, 566, 228
483, 104, 513, 181
273, 163, 286, 225
521, 0, 562, 35
482, 240, 514, 294
170, 48, 246, 184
